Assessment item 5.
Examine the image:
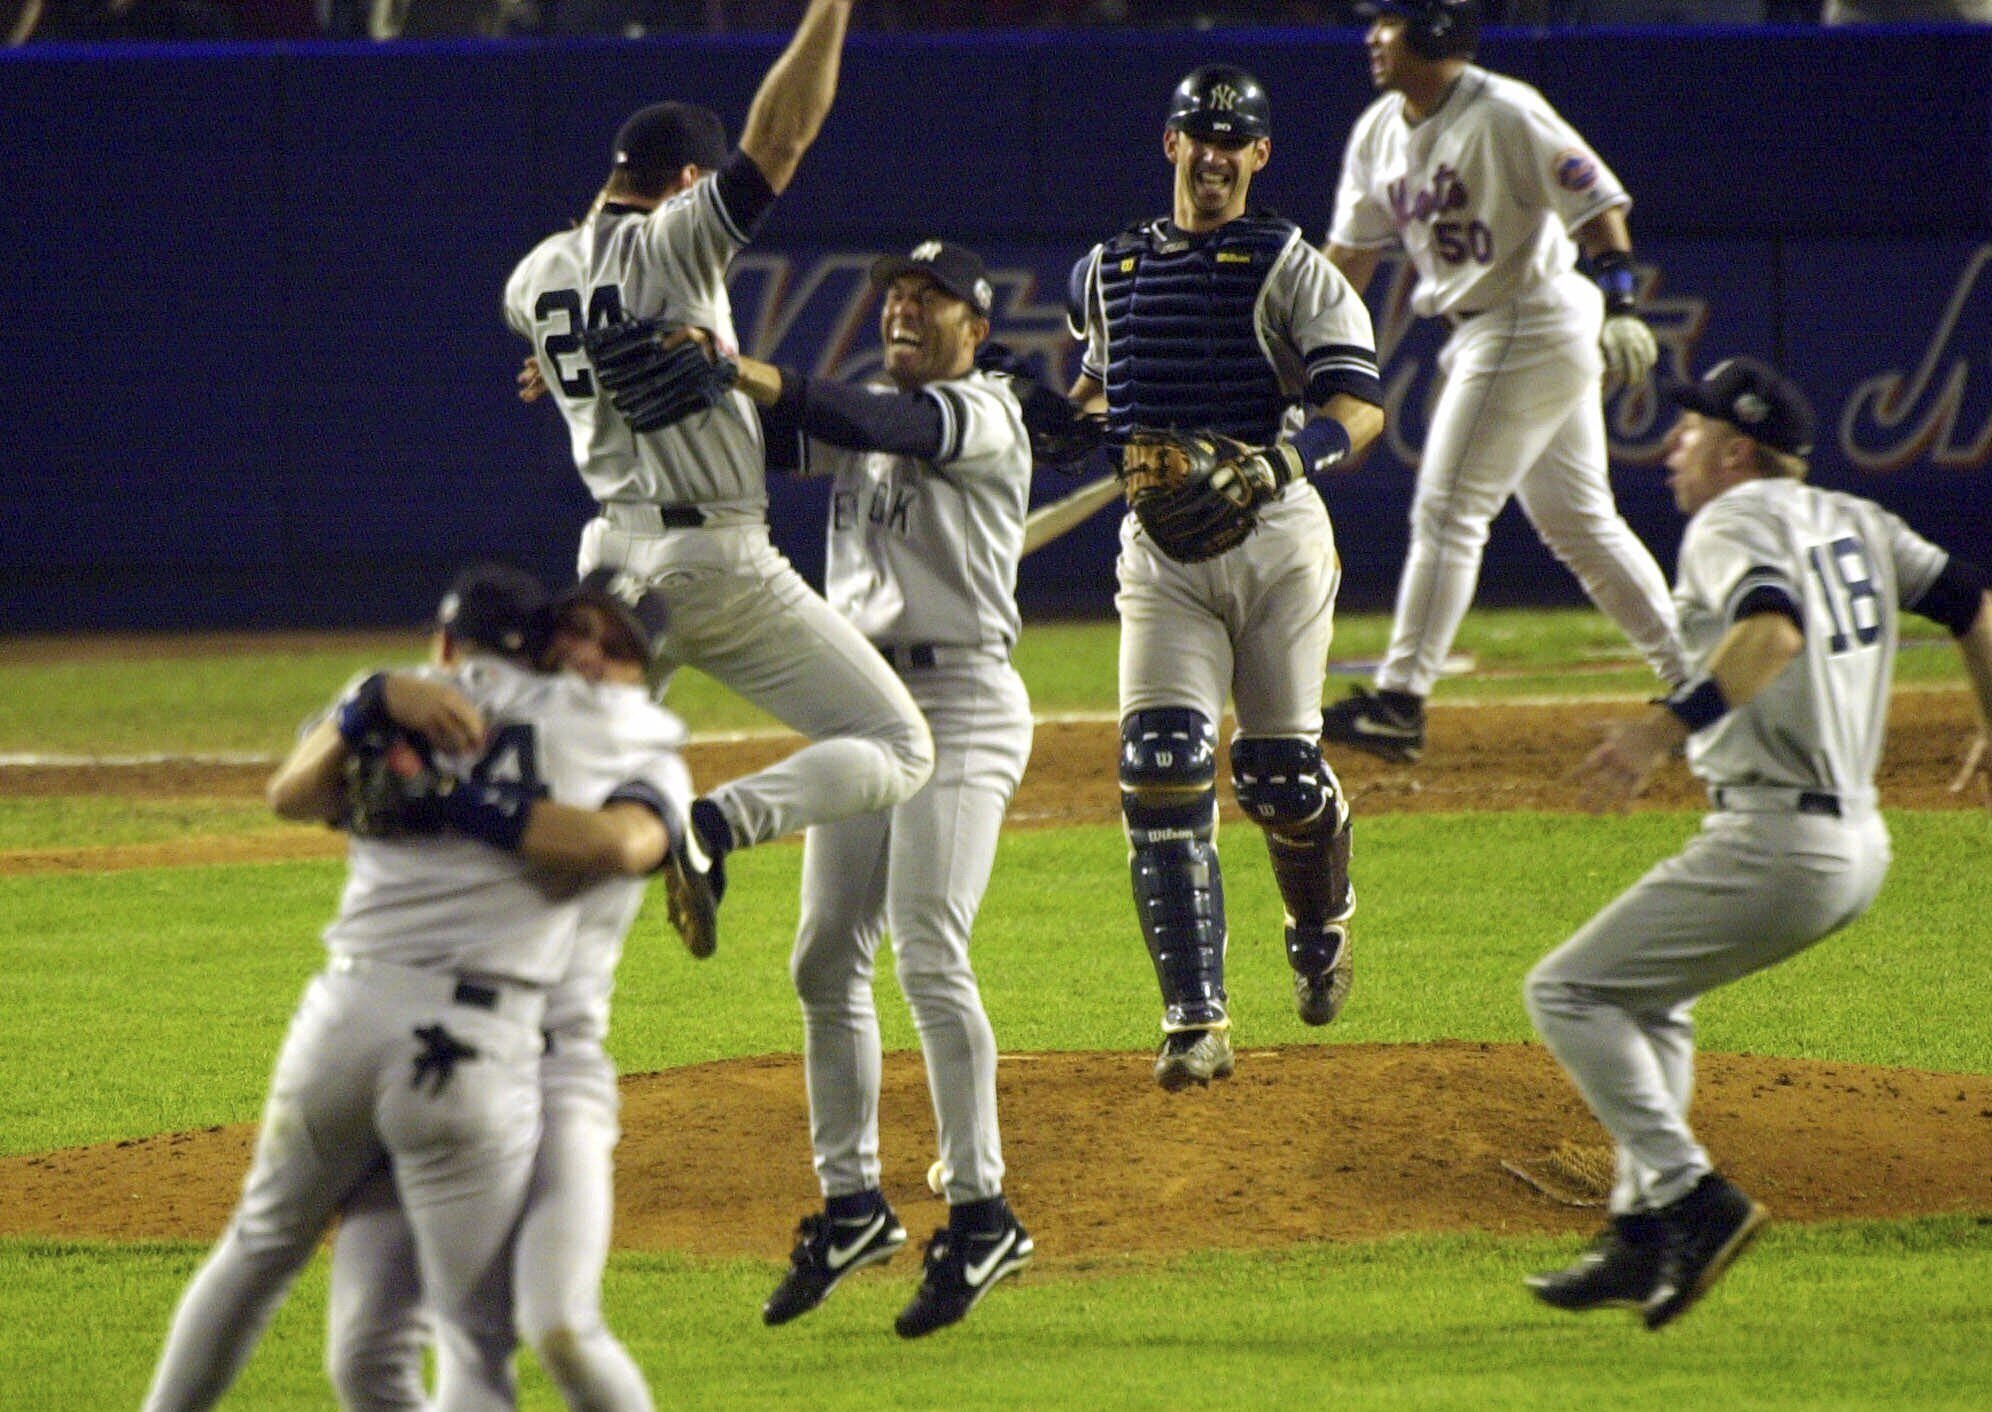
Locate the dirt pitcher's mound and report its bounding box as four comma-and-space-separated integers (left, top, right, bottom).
5, 1043, 1987, 1256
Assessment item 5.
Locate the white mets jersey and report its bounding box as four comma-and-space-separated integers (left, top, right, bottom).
803, 370, 1032, 652
504, 176, 766, 518
1329, 66, 1630, 319
1675, 478, 1948, 797
324, 658, 690, 987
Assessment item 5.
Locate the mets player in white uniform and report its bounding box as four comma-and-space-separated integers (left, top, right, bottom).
1067, 64, 1386, 1090
142, 566, 699, 1412
1321, 0, 1686, 763
325, 572, 685, 1412
1523, 358, 1992, 1330
504, 0, 934, 923
719, 241, 1035, 1337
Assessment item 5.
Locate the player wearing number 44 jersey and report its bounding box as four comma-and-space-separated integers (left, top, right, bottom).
505, 0, 934, 921
1526, 358, 1992, 1331
1322, 0, 1687, 762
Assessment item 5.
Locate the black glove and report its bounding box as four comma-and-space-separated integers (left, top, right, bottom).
976, 341, 1106, 472
342, 740, 536, 852
581, 317, 739, 433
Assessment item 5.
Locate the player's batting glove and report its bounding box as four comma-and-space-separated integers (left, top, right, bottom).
1600, 313, 1658, 388
582, 317, 739, 433
1208, 440, 1302, 509
1592, 249, 1658, 389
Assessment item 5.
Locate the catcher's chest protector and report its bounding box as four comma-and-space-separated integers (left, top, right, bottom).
1098, 215, 1293, 445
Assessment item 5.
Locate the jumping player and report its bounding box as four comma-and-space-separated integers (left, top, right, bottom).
1525, 358, 1992, 1329
1321, 0, 1686, 763
141, 565, 698, 1412
1067, 65, 1386, 1090
723, 241, 1036, 1337
504, 0, 934, 925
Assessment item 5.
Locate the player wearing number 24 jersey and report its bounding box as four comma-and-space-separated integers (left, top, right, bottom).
1323, 0, 1686, 763
1524, 357, 1992, 1331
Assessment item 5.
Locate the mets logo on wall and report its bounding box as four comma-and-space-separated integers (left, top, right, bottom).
1552, 149, 1598, 193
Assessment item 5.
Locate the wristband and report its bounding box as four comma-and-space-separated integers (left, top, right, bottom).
1657, 678, 1728, 734
335, 673, 392, 749
607, 779, 680, 873
1592, 249, 1638, 316
1287, 417, 1353, 477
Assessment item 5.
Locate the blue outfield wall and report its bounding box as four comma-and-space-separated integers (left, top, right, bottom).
1, 25, 1988, 631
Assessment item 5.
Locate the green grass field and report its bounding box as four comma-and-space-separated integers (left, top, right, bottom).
2, 610, 1987, 1409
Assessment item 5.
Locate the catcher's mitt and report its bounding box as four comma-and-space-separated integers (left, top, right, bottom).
1118, 428, 1264, 563
581, 317, 739, 433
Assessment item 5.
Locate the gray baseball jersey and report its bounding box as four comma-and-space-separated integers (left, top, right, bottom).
1526, 477, 1948, 1215
1327, 65, 1684, 698
507, 164, 933, 852
504, 179, 766, 519
788, 367, 1034, 1205
144, 661, 687, 1412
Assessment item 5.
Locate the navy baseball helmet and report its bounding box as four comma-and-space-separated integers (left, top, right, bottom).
548, 567, 671, 665
1166, 64, 1271, 144
1364, 0, 1480, 61
436, 563, 549, 661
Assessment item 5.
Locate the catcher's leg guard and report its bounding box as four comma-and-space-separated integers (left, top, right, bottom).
1121, 710, 1228, 1032
1231, 735, 1354, 979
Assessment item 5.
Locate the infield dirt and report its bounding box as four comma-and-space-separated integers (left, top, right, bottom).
4, 692, 1988, 1254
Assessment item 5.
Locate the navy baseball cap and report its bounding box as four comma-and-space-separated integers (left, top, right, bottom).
613, 102, 728, 185
1668, 357, 1816, 458
436, 563, 549, 659
869, 240, 995, 318
549, 568, 670, 663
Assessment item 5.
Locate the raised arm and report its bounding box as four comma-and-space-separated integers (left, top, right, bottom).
737, 0, 855, 196
268, 674, 485, 825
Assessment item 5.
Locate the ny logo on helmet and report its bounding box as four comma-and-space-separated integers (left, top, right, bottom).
1208, 83, 1241, 112
911, 240, 944, 261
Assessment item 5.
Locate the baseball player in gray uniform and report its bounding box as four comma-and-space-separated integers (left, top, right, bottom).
325, 572, 682, 1412
1066, 65, 1386, 1090
719, 241, 1035, 1337
504, 0, 934, 920
1524, 358, 1992, 1330
142, 566, 699, 1411
1321, 0, 1686, 763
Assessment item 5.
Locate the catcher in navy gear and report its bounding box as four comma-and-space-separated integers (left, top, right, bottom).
1065, 64, 1387, 1090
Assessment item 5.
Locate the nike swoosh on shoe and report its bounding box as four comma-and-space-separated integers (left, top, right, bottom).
825, 1215, 888, 1271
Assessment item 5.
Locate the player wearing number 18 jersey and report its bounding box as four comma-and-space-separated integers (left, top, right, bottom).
1322, 0, 1686, 762
1524, 358, 1992, 1330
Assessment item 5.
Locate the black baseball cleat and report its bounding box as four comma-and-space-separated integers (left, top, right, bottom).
895, 1202, 1034, 1338
1641, 1173, 1768, 1330
1321, 686, 1426, 764
1291, 922, 1353, 1027
1526, 1215, 1665, 1312
660, 805, 719, 960
762, 1200, 908, 1327
1153, 1027, 1235, 1091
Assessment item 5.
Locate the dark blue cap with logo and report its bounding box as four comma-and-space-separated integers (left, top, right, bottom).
869, 240, 995, 318
1669, 357, 1816, 458
436, 563, 549, 660
613, 102, 728, 186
